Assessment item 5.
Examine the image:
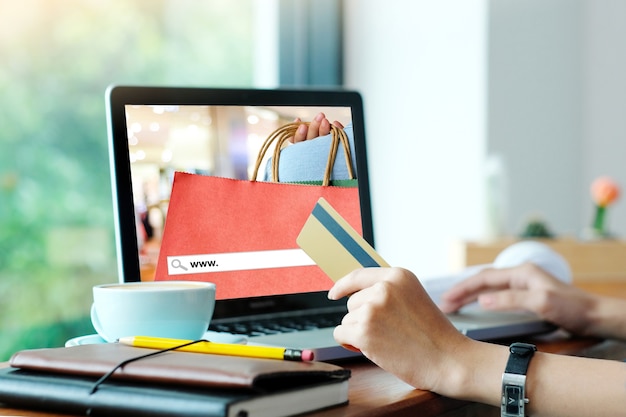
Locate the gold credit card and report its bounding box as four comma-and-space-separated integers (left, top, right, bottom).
297, 197, 389, 282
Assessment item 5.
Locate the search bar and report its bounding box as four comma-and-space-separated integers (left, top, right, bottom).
167, 249, 316, 275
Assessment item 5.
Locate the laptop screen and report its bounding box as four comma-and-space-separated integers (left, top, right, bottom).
106, 87, 373, 317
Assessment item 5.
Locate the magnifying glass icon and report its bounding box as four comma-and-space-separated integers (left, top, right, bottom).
170, 259, 188, 271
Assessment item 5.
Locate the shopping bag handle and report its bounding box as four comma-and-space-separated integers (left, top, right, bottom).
250, 122, 355, 186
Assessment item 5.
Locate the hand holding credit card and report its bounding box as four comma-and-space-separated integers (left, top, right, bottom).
297, 198, 389, 282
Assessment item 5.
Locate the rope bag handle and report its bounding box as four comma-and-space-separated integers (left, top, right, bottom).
251, 122, 355, 186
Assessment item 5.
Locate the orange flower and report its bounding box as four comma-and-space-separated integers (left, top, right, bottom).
591, 176, 620, 207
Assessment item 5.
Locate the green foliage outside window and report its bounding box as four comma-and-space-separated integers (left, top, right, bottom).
0, 0, 253, 360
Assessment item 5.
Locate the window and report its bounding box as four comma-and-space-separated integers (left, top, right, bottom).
0, 0, 255, 360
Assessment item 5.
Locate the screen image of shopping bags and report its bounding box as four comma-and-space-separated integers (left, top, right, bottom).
154, 172, 360, 299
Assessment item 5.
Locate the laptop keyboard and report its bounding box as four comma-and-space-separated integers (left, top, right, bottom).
208, 311, 345, 337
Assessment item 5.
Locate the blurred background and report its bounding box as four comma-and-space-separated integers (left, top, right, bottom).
0, 0, 258, 359
343, 0, 626, 278
1, 0, 625, 360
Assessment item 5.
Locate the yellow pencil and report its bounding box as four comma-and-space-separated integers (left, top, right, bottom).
117, 335, 315, 362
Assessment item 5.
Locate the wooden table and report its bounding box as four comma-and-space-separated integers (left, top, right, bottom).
2, 282, 624, 417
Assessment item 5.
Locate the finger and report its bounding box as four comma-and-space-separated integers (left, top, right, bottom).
439, 267, 531, 313
344, 283, 378, 312
292, 123, 308, 143
439, 296, 479, 314
328, 268, 387, 300
306, 112, 326, 140
332, 325, 361, 352
441, 267, 520, 304
478, 289, 540, 314
332, 120, 345, 129
318, 118, 331, 136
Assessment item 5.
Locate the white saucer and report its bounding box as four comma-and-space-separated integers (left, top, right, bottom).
65, 334, 107, 347
65, 331, 247, 347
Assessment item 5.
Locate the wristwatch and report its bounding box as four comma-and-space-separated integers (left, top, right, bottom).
501, 342, 537, 417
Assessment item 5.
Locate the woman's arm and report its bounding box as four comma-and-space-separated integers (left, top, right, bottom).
328, 267, 626, 417
440, 263, 626, 340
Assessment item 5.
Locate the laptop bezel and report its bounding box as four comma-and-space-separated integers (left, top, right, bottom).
105, 85, 374, 320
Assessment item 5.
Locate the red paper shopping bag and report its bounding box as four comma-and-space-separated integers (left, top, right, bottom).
154, 172, 361, 299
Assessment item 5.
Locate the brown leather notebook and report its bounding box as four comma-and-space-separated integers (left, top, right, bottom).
9, 343, 350, 390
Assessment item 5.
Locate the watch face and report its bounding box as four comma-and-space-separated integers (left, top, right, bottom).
504, 385, 523, 416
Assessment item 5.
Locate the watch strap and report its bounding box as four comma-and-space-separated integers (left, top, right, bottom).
501, 343, 536, 417
505, 342, 537, 375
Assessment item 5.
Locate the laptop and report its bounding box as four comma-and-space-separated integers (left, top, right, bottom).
105, 86, 554, 362
106, 86, 374, 361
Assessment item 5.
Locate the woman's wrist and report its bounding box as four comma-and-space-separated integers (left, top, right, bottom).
434, 338, 509, 406
584, 295, 626, 339
579, 293, 603, 337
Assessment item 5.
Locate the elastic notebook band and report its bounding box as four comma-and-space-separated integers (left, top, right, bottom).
89, 339, 207, 395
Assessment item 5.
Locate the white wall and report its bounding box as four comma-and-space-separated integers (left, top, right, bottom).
489, 0, 626, 238
343, 0, 626, 276
582, 0, 626, 236
343, 0, 488, 276
488, 0, 585, 236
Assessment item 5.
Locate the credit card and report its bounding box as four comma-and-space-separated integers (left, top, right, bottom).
297, 197, 389, 282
